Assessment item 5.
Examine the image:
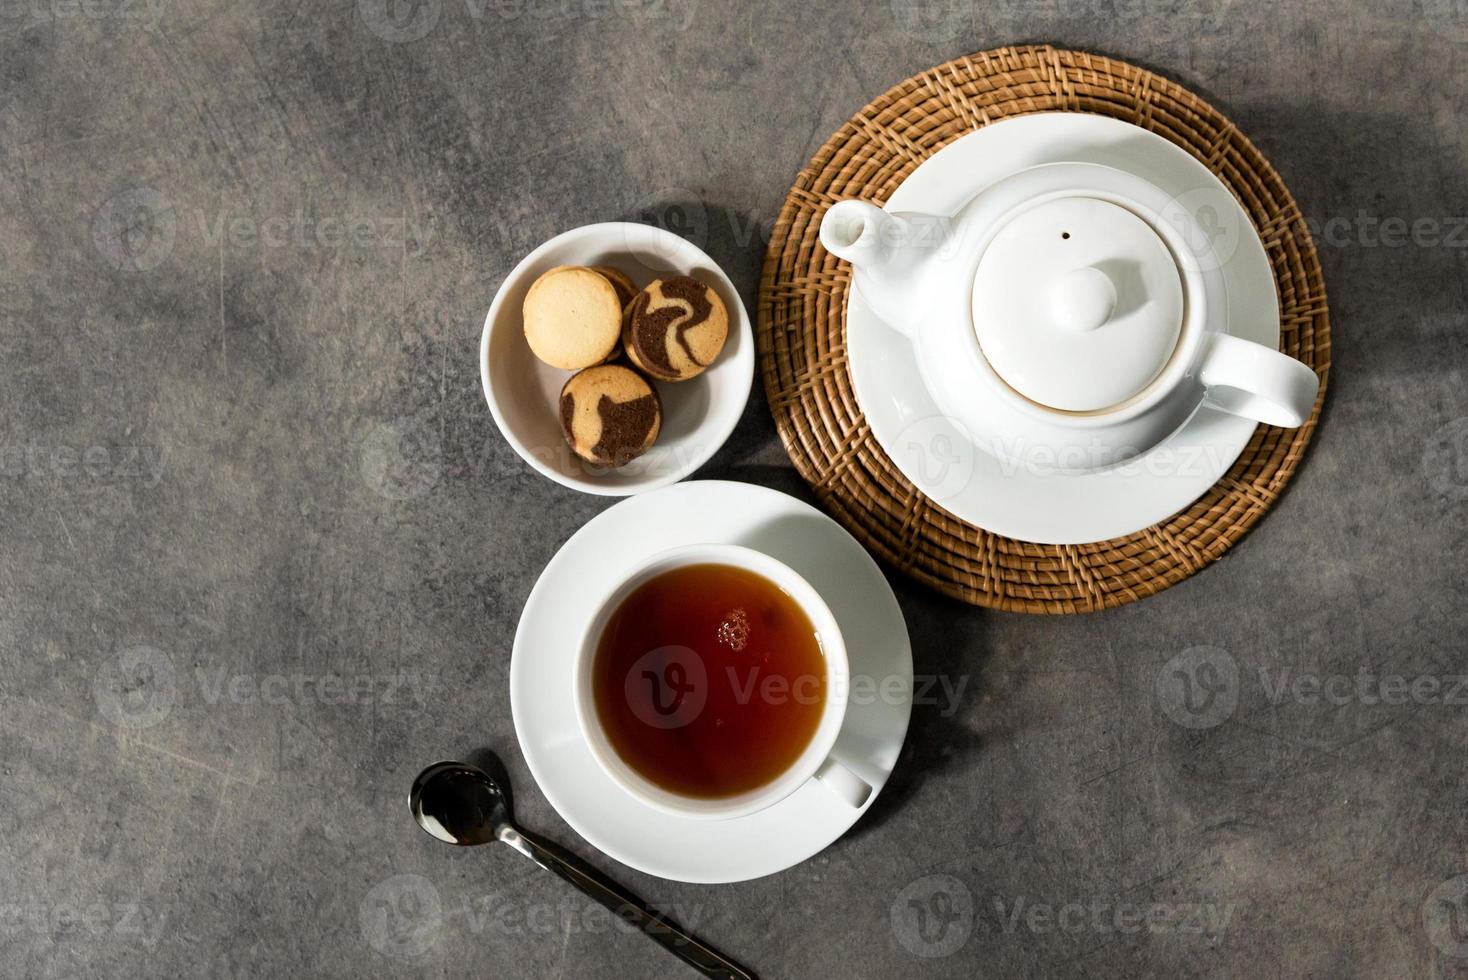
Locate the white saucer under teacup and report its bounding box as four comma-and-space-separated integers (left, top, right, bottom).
839, 112, 1308, 544
510, 480, 912, 883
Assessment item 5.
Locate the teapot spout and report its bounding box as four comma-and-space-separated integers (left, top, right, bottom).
820, 200, 905, 267
820, 200, 939, 339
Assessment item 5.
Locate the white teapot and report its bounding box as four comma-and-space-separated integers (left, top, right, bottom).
819, 162, 1319, 474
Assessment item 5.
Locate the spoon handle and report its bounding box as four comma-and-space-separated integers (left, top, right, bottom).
502, 827, 754, 980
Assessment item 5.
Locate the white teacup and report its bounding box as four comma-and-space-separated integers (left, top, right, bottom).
572, 543, 872, 820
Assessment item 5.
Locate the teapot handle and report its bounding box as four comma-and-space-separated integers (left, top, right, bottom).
1198, 333, 1319, 428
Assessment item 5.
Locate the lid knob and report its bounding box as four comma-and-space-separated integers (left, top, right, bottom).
1050, 267, 1116, 333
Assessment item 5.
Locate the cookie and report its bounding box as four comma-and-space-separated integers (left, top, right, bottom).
589, 267, 638, 362
621, 275, 729, 381
559, 364, 662, 467
522, 266, 623, 370
591, 266, 638, 309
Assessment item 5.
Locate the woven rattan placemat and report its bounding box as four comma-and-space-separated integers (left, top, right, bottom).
756, 45, 1330, 613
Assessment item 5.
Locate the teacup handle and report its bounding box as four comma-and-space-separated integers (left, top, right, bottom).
1198, 333, 1320, 428
814, 756, 873, 809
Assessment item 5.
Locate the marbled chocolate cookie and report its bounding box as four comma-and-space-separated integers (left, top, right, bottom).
559, 364, 662, 466
522, 266, 623, 370
621, 275, 729, 381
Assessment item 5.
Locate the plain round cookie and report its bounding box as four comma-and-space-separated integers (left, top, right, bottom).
622, 275, 729, 381
523, 266, 623, 370
558, 364, 662, 466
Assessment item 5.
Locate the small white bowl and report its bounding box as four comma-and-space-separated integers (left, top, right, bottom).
479, 222, 753, 495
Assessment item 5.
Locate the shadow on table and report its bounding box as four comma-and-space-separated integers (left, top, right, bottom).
842, 579, 990, 842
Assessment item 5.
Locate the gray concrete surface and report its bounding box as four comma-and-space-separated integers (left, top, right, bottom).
3, 0, 1467, 976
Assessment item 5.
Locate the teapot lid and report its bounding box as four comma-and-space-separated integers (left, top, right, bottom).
971, 196, 1184, 412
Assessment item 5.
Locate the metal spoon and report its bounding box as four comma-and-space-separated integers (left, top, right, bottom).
410, 759, 754, 980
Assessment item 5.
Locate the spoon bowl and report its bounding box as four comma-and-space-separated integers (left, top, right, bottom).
410, 761, 510, 846
409, 756, 753, 980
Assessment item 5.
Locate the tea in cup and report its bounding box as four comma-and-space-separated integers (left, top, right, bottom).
573, 544, 870, 819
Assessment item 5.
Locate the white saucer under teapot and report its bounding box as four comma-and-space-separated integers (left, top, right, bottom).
821, 160, 1319, 475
